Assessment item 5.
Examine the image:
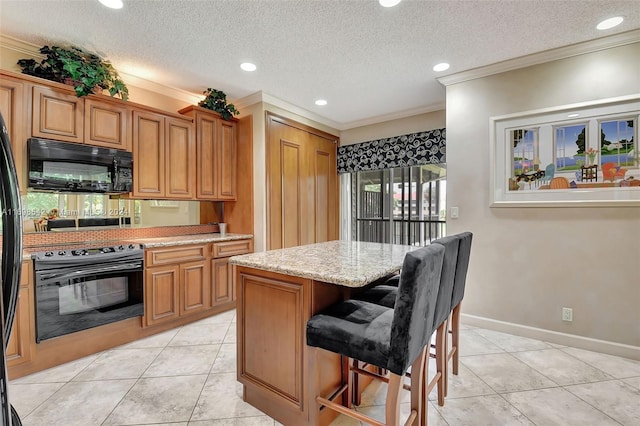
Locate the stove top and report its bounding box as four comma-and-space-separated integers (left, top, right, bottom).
32, 243, 143, 265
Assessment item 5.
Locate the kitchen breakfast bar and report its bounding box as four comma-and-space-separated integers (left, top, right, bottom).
229, 240, 419, 425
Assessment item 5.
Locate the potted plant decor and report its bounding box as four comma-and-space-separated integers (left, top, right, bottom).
198, 88, 239, 120
17, 45, 129, 100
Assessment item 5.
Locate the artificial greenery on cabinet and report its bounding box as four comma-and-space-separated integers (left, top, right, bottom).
18, 45, 129, 100
198, 88, 239, 120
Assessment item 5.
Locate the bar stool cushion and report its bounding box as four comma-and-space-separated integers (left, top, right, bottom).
307, 299, 394, 370
307, 244, 445, 376
353, 284, 398, 308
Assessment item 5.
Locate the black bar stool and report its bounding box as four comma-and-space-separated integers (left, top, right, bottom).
306, 243, 445, 425
352, 234, 462, 412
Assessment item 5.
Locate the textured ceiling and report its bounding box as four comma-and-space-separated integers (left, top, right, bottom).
1, 0, 639, 128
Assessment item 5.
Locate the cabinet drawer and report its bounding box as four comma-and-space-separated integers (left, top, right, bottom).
146, 245, 207, 266
211, 239, 253, 258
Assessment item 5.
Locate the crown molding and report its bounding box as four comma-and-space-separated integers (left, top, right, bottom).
438, 28, 640, 86
340, 101, 446, 130
233, 91, 343, 130
0, 34, 43, 57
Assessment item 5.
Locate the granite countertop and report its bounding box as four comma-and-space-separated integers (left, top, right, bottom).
130, 233, 254, 248
229, 240, 419, 288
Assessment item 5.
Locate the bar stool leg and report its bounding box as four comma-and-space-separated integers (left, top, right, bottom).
452, 303, 461, 375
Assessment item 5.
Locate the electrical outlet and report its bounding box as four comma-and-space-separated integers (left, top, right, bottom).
450, 206, 459, 219
562, 307, 573, 322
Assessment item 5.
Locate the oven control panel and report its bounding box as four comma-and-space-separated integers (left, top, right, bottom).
33, 244, 143, 267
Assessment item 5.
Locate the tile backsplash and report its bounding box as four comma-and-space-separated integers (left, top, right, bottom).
16, 224, 221, 249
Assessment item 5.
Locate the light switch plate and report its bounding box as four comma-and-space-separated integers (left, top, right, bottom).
450, 206, 459, 219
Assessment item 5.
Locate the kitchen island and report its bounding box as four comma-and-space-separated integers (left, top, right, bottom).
229, 240, 418, 426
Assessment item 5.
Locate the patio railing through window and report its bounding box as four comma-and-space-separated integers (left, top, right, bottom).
352, 164, 447, 246
356, 217, 446, 245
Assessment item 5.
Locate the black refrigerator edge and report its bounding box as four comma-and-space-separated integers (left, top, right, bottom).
0, 112, 23, 425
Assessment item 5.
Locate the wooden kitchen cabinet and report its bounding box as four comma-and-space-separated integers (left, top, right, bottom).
7, 262, 33, 367
180, 260, 210, 315
84, 98, 130, 150
179, 106, 237, 200
144, 244, 209, 326
32, 85, 84, 143
0, 73, 27, 193
132, 109, 195, 199
211, 258, 232, 305
145, 264, 180, 327
211, 239, 253, 306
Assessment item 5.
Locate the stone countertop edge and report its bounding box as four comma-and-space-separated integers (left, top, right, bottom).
130, 233, 254, 248
229, 241, 418, 288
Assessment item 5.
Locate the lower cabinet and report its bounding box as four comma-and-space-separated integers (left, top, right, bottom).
144, 244, 209, 327
7, 262, 33, 367
145, 264, 180, 326
211, 258, 232, 305
144, 239, 252, 328
180, 260, 210, 315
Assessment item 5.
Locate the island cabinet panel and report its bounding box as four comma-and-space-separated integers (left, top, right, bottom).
7, 262, 33, 367
133, 110, 165, 197
32, 86, 84, 143
179, 106, 237, 201
0, 74, 27, 193
239, 272, 303, 406
85, 98, 130, 150
145, 264, 180, 326
180, 260, 210, 315
236, 266, 345, 426
165, 117, 195, 199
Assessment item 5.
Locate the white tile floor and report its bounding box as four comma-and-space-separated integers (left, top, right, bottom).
9, 309, 640, 425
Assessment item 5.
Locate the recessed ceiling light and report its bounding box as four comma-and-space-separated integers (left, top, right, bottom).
98, 0, 123, 9
568, 113, 580, 118
240, 62, 257, 72
315, 99, 327, 106
379, 0, 402, 7
433, 62, 450, 72
597, 16, 623, 30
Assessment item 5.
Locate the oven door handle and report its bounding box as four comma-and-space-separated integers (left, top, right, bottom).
37, 262, 142, 285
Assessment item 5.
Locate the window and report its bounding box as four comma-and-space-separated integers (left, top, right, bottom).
554, 124, 586, 171
600, 118, 636, 167
511, 128, 539, 175
352, 164, 446, 246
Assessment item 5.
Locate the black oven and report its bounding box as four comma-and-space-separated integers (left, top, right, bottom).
33, 244, 144, 342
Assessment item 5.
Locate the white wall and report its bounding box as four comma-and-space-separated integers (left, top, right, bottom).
340, 110, 446, 146
445, 42, 640, 355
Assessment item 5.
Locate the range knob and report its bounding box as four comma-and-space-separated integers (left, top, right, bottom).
58, 250, 66, 256
128, 244, 136, 249
118, 245, 125, 250
44, 251, 53, 257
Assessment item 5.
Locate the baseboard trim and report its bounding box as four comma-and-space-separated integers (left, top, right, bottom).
461, 314, 640, 361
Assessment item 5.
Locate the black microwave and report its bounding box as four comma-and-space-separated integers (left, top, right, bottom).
28, 138, 133, 194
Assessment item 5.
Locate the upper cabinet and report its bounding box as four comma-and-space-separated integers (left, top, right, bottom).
179, 106, 237, 201
84, 98, 130, 150
32, 85, 84, 143
132, 108, 195, 199
0, 73, 28, 193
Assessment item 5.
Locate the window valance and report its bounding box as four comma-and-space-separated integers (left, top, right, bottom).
337, 128, 446, 174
